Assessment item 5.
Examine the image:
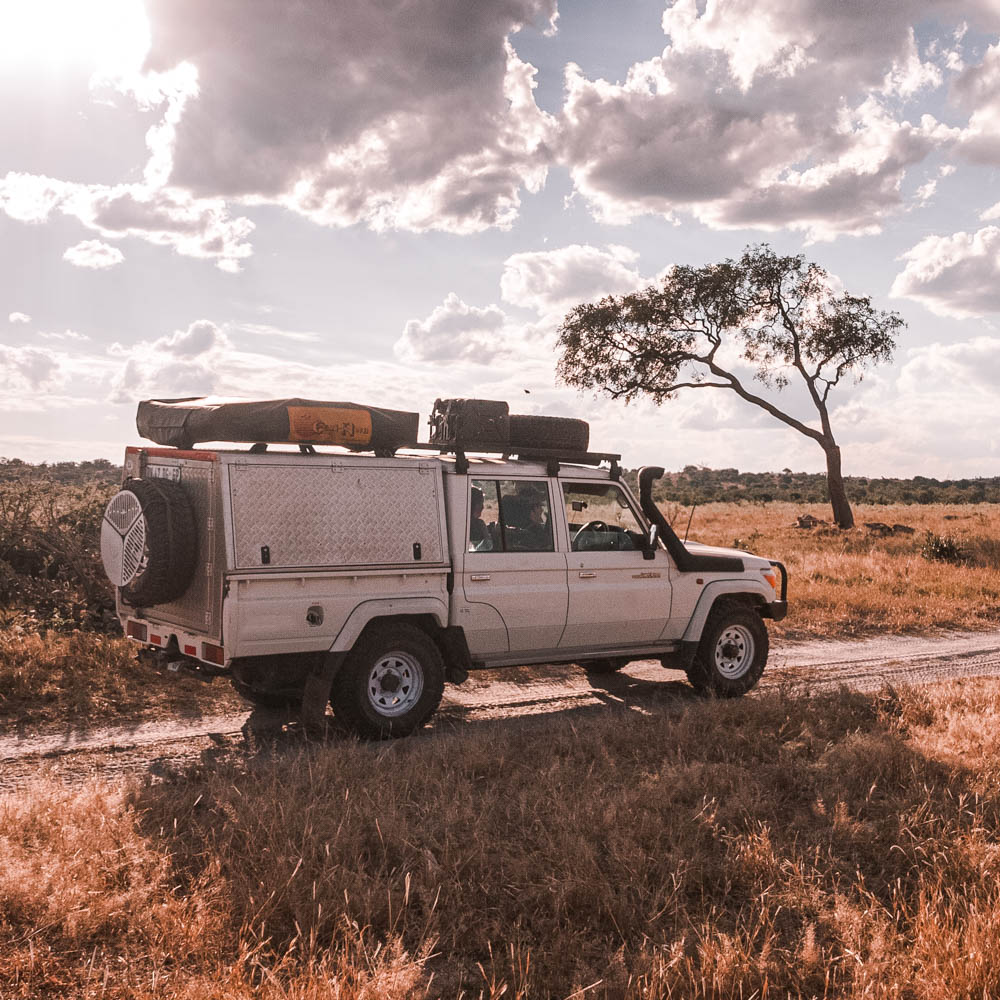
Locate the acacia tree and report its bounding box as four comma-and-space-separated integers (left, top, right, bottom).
557, 245, 905, 528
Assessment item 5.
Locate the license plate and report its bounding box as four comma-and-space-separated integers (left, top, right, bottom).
148, 464, 181, 481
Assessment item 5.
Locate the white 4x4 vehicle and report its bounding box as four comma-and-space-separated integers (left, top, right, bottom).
101, 397, 787, 738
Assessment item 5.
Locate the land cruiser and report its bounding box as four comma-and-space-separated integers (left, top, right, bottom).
100, 396, 787, 738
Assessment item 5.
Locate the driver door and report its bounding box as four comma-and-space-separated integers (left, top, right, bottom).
558, 481, 672, 650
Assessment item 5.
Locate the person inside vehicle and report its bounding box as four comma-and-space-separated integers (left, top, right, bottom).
468, 486, 493, 551
511, 492, 552, 551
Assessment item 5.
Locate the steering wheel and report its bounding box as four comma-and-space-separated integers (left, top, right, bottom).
572, 519, 609, 547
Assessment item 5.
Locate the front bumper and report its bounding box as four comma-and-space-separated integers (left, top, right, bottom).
764, 560, 788, 620
764, 600, 788, 621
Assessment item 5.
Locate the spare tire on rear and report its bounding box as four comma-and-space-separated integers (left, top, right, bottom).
100, 478, 198, 606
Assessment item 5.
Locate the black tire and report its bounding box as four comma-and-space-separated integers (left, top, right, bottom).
102, 478, 197, 607
509, 414, 590, 453
583, 658, 630, 674
331, 624, 445, 739
686, 603, 768, 697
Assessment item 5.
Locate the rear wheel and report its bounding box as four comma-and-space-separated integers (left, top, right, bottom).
687, 604, 768, 697
331, 625, 445, 739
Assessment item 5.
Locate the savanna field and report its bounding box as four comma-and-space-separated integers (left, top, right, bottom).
4, 465, 1000, 997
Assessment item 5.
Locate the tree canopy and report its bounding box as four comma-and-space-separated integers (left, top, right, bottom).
557, 245, 905, 528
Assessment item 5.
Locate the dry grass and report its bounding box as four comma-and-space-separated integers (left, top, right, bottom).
685, 501, 1000, 639
7, 681, 1000, 997
0, 625, 243, 732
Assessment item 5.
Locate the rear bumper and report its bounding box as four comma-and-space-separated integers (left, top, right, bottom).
121, 615, 228, 671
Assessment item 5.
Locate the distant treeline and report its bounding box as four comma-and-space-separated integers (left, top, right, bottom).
623, 465, 1000, 506
3, 457, 999, 506
0, 457, 120, 486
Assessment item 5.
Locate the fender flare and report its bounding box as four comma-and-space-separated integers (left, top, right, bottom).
330, 597, 450, 654
681, 580, 773, 644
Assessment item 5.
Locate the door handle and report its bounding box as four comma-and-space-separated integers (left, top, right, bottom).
578, 571, 597, 579
470, 574, 491, 581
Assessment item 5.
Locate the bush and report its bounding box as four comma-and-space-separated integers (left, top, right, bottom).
920, 531, 967, 564
0, 475, 118, 630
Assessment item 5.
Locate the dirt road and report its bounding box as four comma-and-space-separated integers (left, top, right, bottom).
4, 629, 1000, 791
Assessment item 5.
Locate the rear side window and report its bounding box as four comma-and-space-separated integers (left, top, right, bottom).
468, 479, 554, 553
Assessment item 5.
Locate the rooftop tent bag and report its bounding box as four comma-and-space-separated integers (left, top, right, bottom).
136, 397, 420, 450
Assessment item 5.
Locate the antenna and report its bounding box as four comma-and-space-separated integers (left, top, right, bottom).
683, 503, 698, 543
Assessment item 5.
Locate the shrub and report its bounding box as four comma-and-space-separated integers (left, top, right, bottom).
920, 530, 967, 564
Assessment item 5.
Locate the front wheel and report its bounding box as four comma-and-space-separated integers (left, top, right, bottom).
687, 604, 768, 697
331, 625, 445, 739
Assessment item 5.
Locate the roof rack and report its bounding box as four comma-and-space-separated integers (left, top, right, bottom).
397, 442, 621, 479
236, 440, 622, 478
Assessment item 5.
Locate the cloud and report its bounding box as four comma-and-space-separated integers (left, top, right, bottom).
500, 244, 644, 316
0, 172, 255, 272
891, 227, 1000, 317
38, 329, 91, 342
393, 242, 640, 365
109, 319, 232, 401
8, 312, 30, 324
395, 293, 510, 364
139, 0, 557, 234
898, 335, 1000, 393
107, 312, 568, 424
822, 336, 1000, 475
954, 42, 1000, 165
558, 1, 991, 239
63, 239, 125, 269
0, 345, 60, 390
232, 323, 321, 345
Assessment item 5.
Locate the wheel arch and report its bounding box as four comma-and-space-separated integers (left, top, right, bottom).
329, 598, 450, 654
681, 581, 772, 644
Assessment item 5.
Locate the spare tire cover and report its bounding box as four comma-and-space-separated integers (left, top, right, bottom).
101, 478, 198, 606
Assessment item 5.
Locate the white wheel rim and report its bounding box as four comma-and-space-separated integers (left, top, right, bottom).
714, 624, 755, 679
100, 490, 147, 586
367, 651, 424, 717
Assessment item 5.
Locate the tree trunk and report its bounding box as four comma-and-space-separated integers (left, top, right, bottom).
822, 440, 854, 528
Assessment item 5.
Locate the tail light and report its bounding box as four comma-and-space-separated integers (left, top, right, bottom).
202, 642, 226, 665
125, 620, 147, 642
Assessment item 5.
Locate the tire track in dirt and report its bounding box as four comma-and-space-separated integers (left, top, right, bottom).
3, 629, 1000, 790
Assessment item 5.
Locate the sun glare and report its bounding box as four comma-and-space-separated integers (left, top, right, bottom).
0, 0, 149, 77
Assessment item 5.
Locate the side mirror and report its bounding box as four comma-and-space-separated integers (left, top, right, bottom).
643, 523, 659, 560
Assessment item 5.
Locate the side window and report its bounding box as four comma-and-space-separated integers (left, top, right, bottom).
563, 483, 645, 552
468, 480, 499, 552
468, 479, 554, 553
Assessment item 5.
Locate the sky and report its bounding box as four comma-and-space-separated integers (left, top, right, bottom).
2, 0, 1000, 477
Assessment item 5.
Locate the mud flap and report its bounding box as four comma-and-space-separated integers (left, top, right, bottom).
300, 651, 346, 738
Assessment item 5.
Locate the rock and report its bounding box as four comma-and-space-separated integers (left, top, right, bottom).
794, 513, 828, 529
864, 522, 893, 536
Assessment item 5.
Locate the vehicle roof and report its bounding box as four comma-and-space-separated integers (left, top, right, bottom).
132, 445, 616, 480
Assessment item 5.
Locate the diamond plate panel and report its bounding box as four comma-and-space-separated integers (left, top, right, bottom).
144, 461, 224, 638
231, 463, 445, 569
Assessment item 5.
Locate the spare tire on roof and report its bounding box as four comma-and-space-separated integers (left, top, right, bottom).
509, 414, 590, 453
100, 478, 198, 606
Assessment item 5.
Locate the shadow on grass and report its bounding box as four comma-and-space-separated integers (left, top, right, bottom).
126, 678, 1000, 998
